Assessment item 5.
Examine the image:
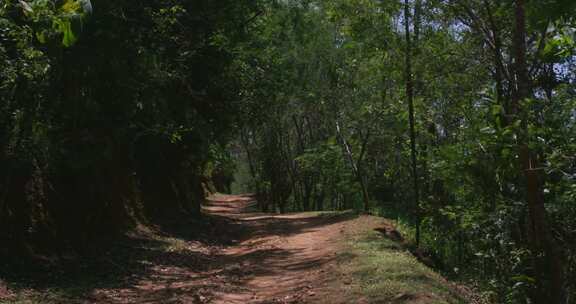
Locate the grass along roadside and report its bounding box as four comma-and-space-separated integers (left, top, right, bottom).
336, 217, 473, 304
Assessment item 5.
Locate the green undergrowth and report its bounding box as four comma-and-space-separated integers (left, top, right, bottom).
313, 209, 357, 218
339, 229, 467, 304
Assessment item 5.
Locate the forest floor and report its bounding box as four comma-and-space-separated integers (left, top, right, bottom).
1, 194, 479, 304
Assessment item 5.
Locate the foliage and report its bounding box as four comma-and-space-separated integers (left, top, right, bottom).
235, 0, 576, 302
0, 0, 260, 252
1, 0, 576, 302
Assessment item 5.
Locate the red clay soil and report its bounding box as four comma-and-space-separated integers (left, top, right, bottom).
202, 194, 361, 304
1, 194, 384, 304
91, 194, 369, 304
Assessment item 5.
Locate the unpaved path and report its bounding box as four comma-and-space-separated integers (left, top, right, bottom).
1, 193, 430, 304
77, 193, 369, 304
203, 194, 359, 303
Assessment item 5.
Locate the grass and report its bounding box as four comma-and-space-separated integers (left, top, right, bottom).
313, 209, 357, 218
338, 228, 467, 304
1, 290, 77, 304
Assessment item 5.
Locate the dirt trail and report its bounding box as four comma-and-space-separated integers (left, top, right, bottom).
203, 194, 357, 303
75, 193, 367, 304
1, 194, 478, 304
0, 194, 386, 304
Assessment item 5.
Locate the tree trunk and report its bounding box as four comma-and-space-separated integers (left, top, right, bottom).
484, 0, 510, 125
404, 0, 421, 247
512, 1, 564, 302
335, 120, 370, 212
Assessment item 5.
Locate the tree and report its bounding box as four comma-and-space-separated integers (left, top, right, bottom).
511, 0, 565, 302
403, 0, 422, 247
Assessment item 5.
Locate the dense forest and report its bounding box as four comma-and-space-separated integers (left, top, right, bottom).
1, 0, 575, 303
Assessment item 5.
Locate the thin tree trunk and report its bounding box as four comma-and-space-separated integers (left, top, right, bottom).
241, 129, 264, 210
484, 0, 509, 124
335, 120, 370, 212
404, 0, 421, 247
240, 129, 257, 184
356, 130, 371, 213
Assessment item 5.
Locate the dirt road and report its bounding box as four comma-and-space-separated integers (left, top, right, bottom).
203, 194, 361, 303
70, 193, 369, 304
3, 194, 470, 304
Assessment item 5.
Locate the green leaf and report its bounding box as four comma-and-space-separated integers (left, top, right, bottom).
36, 31, 46, 44
511, 275, 536, 284
61, 0, 81, 14
53, 18, 77, 47
491, 104, 503, 116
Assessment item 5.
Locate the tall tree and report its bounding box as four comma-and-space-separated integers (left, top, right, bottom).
512, 0, 565, 302
404, 0, 421, 247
